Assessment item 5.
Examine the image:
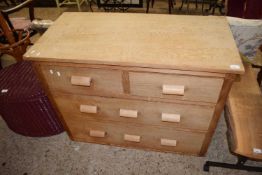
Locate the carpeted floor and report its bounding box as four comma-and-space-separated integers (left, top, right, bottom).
0, 5, 261, 175
1, 114, 261, 175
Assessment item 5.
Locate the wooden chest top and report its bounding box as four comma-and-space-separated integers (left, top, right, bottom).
24, 12, 244, 74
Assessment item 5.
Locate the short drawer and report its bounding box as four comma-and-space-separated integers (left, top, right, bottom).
66, 117, 205, 155
129, 72, 224, 103
40, 65, 123, 96
54, 93, 214, 131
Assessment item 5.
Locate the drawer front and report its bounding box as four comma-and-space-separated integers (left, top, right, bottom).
54, 93, 214, 131
66, 117, 205, 155
40, 65, 123, 96
129, 72, 223, 103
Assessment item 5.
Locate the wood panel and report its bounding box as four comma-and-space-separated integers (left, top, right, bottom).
36, 61, 227, 78
24, 13, 244, 74
40, 64, 123, 96
199, 74, 236, 155
129, 71, 224, 103
52, 93, 214, 131
66, 117, 206, 155
227, 65, 262, 160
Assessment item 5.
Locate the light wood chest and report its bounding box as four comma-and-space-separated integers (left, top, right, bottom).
24, 13, 244, 156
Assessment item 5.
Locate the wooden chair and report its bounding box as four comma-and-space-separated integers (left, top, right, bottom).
179, 0, 200, 14
204, 64, 262, 172
0, 13, 31, 63
0, 0, 36, 66
55, 0, 90, 12
205, 0, 225, 15
146, 0, 175, 14
1, 0, 36, 38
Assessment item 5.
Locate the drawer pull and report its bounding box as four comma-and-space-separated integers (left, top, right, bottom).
124, 134, 140, 142
89, 130, 105, 137
161, 138, 177, 147
80, 105, 97, 114
162, 85, 185, 95
120, 109, 138, 118
71, 76, 91, 86
161, 113, 181, 123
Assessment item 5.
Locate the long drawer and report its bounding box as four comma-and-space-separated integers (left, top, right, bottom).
129, 72, 224, 103
53, 93, 214, 131
40, 64, 123, 96
65, 117, 205, 155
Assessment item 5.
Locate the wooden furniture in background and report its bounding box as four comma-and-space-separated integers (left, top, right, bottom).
0, 12, 30, 62
55, 0, 90, 12
1, 0, 36, 35
0, 0, 36, 63
24, 13, 244, 156
146, 0, 175, 14
204, 64, 262, 172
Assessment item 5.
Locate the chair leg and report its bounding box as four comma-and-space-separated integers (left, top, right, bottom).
195, 0, 198, 9
76, 0, 82, 11
170, 0, 174, 9
218, 0, 225, 15
201, 0, 205, 14
204, 156, 262, 172
179, 0, 185, 10
85, 0, 93, 12
186, 0, 189, 13
211, 1, 216, 15
168, 0, 172, 14
146, 0, 150, 13
151, 0, 155, 8
55, 0, 62, 13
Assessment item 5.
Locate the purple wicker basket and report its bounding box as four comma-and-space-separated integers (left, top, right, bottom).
0, 61, 64, 137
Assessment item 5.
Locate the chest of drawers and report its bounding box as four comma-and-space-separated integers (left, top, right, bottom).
24, 13, 244, 156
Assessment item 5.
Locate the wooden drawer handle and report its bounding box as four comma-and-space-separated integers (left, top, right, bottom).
80, 105, 97, 114
124, 134, 140, 142
89, 130, 106, 137
161, 138, 177, 147
162, 85, 185, 95
120, 109, 138, 118
161, 113, 181, 123
71, 76, 91, 86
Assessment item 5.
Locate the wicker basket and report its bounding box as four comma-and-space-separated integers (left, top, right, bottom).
0, 61, 64, 137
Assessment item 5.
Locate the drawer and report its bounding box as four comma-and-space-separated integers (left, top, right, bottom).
54, 93, 214, 131
129, 72, 224, 103
40, 65, 123, 96
66, 117, 205, 155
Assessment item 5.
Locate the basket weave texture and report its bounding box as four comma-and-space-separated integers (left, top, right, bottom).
0, 61, 64, 137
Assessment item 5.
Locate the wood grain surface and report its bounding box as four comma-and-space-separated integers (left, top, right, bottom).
52, 93, 214, 131
227, 65, 262, 160
67, 117, 206, 155
24, 13, 244, 74
129, 71, 224, 103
